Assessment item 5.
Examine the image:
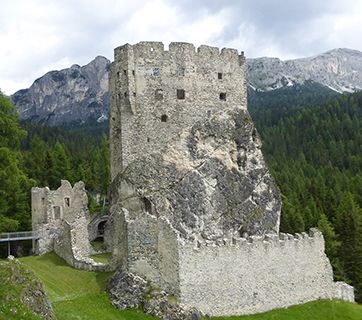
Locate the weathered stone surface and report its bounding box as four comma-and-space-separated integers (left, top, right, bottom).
113, 107, 280, 240
107, 270, 148, 309
12, 56, 110, 125
107, 270, 203, 320
32, 180, 107, 271
144, 291, 203, 320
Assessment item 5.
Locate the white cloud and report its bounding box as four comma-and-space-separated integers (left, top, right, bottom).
1, 0, 362, 94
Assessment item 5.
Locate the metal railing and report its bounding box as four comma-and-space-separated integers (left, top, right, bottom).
0, 231, 40, 242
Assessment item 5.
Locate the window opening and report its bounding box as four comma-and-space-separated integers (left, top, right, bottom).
143, 197, 152, 213
161, 114, 168, 122
132, 70, 135, 76
64, 197, 70, 207
177, 89, 185, 100
219, 92, 226, 101
218, 72, 223, 79
123, 69, 127, 75
124, 92, 128, 98
133, 92, 136, 97
155, 89, 163, 100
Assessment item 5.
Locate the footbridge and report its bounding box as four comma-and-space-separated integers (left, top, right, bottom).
0, 231, 41, 256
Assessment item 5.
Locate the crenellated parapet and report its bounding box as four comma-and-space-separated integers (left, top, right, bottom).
188, 228, 324, 251
178, 227, 354, 316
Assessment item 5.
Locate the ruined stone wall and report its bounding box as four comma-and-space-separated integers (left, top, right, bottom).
110, 41, 246, 179
114, 209, 181, 295
31, 180, 105, 270
178, 229, 354, 316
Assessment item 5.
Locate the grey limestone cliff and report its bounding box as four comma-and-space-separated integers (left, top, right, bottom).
11, 56, 110, 125
247, 48, 362, 93
11, 48, 362, 125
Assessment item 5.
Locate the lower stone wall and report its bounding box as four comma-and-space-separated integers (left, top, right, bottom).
125, 212, 181, 295
178, 229, 354, 316
53, 220, 106, 271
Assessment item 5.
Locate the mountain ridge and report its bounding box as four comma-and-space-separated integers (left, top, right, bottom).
11, 48, 362, 125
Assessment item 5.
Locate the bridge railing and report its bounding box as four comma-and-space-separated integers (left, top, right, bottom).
0, 231, 40, 242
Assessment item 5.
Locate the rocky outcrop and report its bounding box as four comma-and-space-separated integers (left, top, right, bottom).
107, 270, 203, 320
247, 48, 362, 93
0, 257, 55, 320
11, 56, 110, 125
11, 48, 362, 126
113, 107, 281, 240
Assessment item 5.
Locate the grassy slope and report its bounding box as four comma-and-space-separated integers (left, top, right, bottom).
215, 300, 362, 320
0, 260, 43, 320
18, 254, 362, 320
20, 253, 155, 320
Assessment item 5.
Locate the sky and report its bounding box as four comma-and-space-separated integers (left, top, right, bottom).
1, 0, 362, 95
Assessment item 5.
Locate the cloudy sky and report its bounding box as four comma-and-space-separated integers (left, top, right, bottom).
1, 0, 362, 94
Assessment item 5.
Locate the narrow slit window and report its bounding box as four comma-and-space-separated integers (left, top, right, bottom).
123, 69, 127, 75
177, 89, 185, 100
218, 72, 223, 79
133, 92, 136, 97
64, 197, 70, 207
143, 197, 152, 213
132, 70, 135, 76
219, 92, 226, 101
124, 92, 128, 98
161, 114, 168, 122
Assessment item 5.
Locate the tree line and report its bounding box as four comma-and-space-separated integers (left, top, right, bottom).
0, 91, 110, 233
254, 91, 362, 302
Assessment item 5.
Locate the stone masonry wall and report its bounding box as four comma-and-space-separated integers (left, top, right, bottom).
32, 180, 106, 271
110, 42, 246, 179
178, 229, 354, 316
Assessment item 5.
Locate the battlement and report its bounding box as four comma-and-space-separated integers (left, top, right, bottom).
114, 41, 244, 66
188, 228, 323, 251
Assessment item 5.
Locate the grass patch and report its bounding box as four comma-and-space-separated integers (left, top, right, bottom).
20, 253, 157, 320
0, 260, 44, 320
90, 252, 111, 264
212, 299, 362, 320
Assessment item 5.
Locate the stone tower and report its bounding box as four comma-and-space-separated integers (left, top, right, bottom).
108, 41, 282, 310
109, 42, 247, 178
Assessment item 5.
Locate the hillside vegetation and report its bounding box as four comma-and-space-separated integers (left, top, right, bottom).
254, 91, 362, 301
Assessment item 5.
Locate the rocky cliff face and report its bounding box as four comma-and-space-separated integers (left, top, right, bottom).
247, 48, 362, 93
111, 106, 281, 239
11, 48, 362, 125
11, 56, 110, 126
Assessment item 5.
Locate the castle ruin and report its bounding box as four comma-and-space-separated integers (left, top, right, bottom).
31, 180, 107, 271
107, 41, 354, 316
